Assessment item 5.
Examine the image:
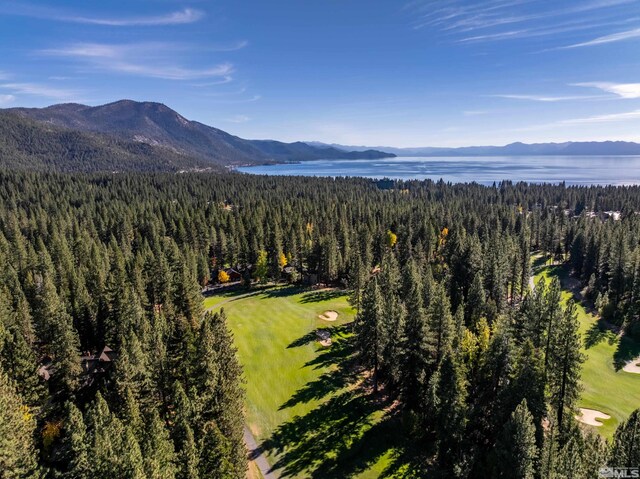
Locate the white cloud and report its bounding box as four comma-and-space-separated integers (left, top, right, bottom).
42, 42, 235, 81
0, 94, 15, 105
562, 27, 640, 48
209, 40, 249, 52
573, 81, 640, 98
0, 4, 204, 27
560, 109, 640, 124
0, 82, 79, 100
100, 61, 233, 81
60, 8, 204, 26
192, 77, 234, 87
406, 0, 640, 49
514, 108, 640, 132
490, 93, 603, 102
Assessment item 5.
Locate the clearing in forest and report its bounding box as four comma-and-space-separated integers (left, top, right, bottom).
204, 286, 412, 479
534, 265, 640, 438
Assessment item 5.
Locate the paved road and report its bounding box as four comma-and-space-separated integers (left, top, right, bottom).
244, 427, 278, 479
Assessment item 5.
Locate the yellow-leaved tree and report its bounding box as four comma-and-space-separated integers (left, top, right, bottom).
386, 230, 398, 248
278, 252, 288, 269
218, 270, 230, 283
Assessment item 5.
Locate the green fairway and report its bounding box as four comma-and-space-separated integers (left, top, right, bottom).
534, 265, 640, 438
205, 286, 409, 478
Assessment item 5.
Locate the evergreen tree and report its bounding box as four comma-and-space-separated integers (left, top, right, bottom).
57, 402, 90, 479
434, 352, 468, 475
427, 282, 455, 366
610, 408, 640, 468
198, 422, 235, 479
194, 311, 246, 478
401, 260, 431, 412
0, 367, 40, 478
141, 409, 177, 479
354, 276, 385, 392
547, 300, 585, 435
492, 400, 538, 479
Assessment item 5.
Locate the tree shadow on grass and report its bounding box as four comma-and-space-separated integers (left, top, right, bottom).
377, 440, 432, 479
302, 326, 353, 370
282, 330, 357, 409
613, 334, 640, 371
310, 409, 417, 479
584, 320, 618, 349
265, 390, 416, 478
286, 324, 353, 352
263, 331, 417, 478
264, 286, 307, 299
286, 330, 319, 349
300, 289, 347, 304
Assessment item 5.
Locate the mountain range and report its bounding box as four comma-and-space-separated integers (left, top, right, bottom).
1, 100, 392, 172
308, 141, 640, 157
1, 99, 639, 173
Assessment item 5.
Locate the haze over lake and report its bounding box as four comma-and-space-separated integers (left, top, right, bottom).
238, 156, 640, 185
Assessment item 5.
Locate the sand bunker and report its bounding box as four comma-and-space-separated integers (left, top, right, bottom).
575, 408, 611, 426
319, 310, 339, 322
623, 356, 640, 374
316, 329, 332, 347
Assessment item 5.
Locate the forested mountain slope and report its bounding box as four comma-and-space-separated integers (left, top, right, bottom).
9, 100, 394, 167
0, 111, 216, 172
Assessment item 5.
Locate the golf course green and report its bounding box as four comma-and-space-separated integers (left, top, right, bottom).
205, 286, 408, 478
533, 264, 640, 438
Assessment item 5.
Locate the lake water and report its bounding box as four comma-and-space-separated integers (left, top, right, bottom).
237, 156, 640, 185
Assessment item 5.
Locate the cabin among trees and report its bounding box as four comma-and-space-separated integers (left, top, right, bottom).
37, 346, 118, 388
80, 346, 117, 386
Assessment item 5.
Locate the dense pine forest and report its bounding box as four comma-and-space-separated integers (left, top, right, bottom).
1, 169, 640, 478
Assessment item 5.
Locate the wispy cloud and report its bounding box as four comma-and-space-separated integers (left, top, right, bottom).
0, 82, 79, 100
41, 42, 234, 81
514, 107, 640, 132
560, 109, 640, 124
60, 8, 204, 26
405, 0, 640, 48
0, 94, 15, 105
192, 77, 234, 87
0, 4, 204, 27
209, 40, 249, 52
573, 81, 640, 98
489, 93, 604, 102
561, 27, 640, 47
459, 16, 640, 43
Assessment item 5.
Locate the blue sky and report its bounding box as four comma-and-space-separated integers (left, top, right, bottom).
1, 0, 640, 147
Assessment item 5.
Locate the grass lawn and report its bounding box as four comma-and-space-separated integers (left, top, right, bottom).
205, 286, 411, 478
534, 265, 640, 438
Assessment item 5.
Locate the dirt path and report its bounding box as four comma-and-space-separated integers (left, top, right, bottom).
244, 427, 278, 479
